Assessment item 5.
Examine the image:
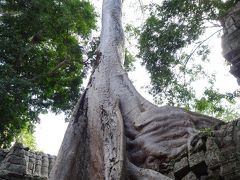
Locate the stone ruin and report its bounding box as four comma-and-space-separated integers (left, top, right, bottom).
0, 143, 56, 180
166, 119, 240, 180
221, 1, 240, 85
1, 120, 240, 179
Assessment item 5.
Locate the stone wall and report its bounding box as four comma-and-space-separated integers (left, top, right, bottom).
0, 143, 56, 180
221, 2, 240, 84
164, 119, 240, 180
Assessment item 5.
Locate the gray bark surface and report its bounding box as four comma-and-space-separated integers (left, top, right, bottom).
47, 0, 237, 179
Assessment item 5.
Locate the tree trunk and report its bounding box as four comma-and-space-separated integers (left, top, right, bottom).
49, 0, 223, 179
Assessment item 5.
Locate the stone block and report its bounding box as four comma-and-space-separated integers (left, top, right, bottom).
205, 138, 221, 169
0, 144, 56, 179
219, 147, 237, 163
223, 172, 240, 180
189, 151, 205, 168
174, 157, 189, 172
5, 155, 26, 166
7, 148, 25, 159
25, 155, 29, 163
182, 171, 197, 180
222, 135, 234, 147
7, 163, 27, 175
207, 167, 222, 180
189, 151, 208, 177
220, 160, 239, 177
226, 18, 238, 34
34, 164, 41, 176
41, 166, 49, 177
174, 157, 189, 179
28, 162, 34, 171
35, 154, 42, 160
36, 159, 42, 166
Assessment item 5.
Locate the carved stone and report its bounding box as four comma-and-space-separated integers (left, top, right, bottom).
221, 2, 240, 84
1, 120, 240, 179
0, 143, 56, 180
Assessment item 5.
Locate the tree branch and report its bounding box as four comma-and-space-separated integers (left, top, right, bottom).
180, 28, 223, 86
184, 28, 222, 68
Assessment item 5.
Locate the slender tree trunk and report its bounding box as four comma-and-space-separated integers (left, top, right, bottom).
49, 0, 223, 179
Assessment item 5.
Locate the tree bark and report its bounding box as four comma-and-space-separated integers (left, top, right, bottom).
49, 0, 223, 179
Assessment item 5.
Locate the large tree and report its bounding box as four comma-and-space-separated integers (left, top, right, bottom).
0, 0, 96, 148
49, 0, 227, 179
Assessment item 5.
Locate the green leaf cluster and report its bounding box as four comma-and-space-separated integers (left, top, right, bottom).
193, 88, 239, 121
0, 0, 96, 148
199, 128, 213, 137
138, 0, 239, 119
124, 49, 136, 72
15, 122, 37, 151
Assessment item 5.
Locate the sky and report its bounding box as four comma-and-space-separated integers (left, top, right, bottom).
34, 0, 239, 155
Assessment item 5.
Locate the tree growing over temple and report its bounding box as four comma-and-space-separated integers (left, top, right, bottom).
50, 0, 240, 179
1, 0, 240, 178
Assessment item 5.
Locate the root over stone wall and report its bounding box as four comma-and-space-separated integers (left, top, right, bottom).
166, 119, 240, 180
1, 120, 240, 179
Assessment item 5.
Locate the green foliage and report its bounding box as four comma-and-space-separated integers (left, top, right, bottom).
0, 0, 96, 148
124, 49, 135, 72
84, 37, 100, 71
139, 0, 218, 103
213, 0, 239, 16
15, 123, 37, 151
193, 88, 239, 120
199, 128, 213, 137
138, 0, 239, 120
124, 24, 137, 72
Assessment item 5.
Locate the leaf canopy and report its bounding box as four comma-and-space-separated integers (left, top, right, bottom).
138, 0, 239, 119
0, 0, 96, 148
